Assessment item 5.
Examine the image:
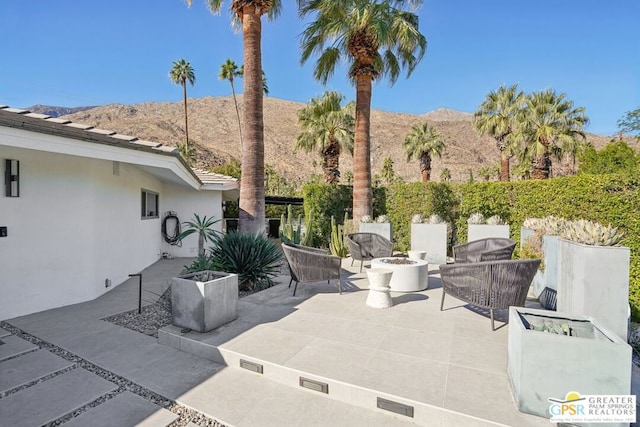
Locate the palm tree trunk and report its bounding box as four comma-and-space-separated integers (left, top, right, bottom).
182, 82, 189, 164
420, 154, 431, 182
322, 139, 341, 184
230, 81, 243, 149
531, 152, 551, 179
353, 74, 373, 222
500, 150, 510, 182
239, 5, 265, 234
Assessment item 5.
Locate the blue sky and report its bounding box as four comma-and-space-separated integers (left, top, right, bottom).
1, 0, 638, 135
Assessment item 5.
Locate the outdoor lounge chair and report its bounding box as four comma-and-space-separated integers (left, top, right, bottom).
282, 242, 342, 296
346, 232, 394, 273
439, 258, 541, 330
453, 237, 516, 263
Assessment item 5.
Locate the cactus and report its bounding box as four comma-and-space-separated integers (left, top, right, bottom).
360, 215, 373, 223
411, 214, 423, 224
279, 204, 302, 244
559, 219, 625, 246
376, 214, 389, 223
300, 210, 313, 246
467, 212, 485, 224
486, 215, 506, 225
329, 213, 349, 257
428, 214, 445, 224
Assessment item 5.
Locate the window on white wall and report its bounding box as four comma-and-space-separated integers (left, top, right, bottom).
141, 190, 159, 219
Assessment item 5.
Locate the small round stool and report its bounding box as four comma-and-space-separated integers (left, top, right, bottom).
407, 250, 427, 261
366, 268, 394, 308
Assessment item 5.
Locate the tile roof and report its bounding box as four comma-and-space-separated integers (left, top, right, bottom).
0, 105, 238, 187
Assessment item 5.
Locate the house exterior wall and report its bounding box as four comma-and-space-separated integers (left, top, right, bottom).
0, 145, 223, 320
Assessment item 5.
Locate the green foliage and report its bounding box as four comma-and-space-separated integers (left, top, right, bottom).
440, 168, 451, 182
205, 231, 283, 292
210, 158, 241, 179
343, 171, 353, 185
279, 205, 313, 246
176, 140, 196, 166
302, 184, 352, 247
617, 107, 640, 136
177, 214, 221, 257
578, 140, 639, 175
329, 213, 349, 257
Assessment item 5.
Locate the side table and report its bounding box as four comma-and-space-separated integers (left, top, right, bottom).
366, 268, 394, 308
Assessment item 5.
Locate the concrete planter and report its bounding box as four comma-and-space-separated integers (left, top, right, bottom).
467, 224, 510, 242
359, 222, 393, 242
520, 227, 560, 299
410, 223, 447, 265
171, 270, 239, 333
557, 238, 630, 340
508, 307, 631, 419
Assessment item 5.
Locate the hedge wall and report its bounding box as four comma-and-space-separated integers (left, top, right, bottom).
303, 175, 640, 319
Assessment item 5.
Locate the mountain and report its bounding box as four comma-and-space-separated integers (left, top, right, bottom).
26, 104, 96, 118
59, 96, 634, 184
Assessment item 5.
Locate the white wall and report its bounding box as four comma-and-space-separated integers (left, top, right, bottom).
0, 145, 223, 320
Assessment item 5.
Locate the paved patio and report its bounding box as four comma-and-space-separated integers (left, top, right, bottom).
1, 256, 636, 426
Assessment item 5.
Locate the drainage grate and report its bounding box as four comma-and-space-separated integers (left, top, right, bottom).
239, 359, 264, 374
377, 397, 414, 417
299, 377, 328, 394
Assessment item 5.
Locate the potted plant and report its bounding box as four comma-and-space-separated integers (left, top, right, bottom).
557, 219, 630, 340
410, 214, 448, 265
467, 213, 510, 242
359, 214, 393, 242
171, 270, 239, 333
508, 306, 631, 418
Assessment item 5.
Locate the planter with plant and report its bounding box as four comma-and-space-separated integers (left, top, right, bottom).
557, 219, 630, 339
467, 213, 510, 242
508, 306, 631, 418
410, 213, 448, 265
359, 214, 393, 242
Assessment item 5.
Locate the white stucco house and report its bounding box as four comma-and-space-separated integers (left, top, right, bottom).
0, 105, 239, 321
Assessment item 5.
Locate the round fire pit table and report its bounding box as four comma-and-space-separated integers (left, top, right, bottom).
370, 257, 428, 292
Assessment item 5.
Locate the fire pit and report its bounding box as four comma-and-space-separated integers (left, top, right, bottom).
370, 257, 428, 292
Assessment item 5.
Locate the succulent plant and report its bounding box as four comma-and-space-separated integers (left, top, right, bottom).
540, 216, 568, 236
486, 215, 506, 225
428, 214, 445, 224
360, 215, 373, 223
411, 214, 423, 224
467, 212, 485, 224
559, 219, 625, 246
376, 214, 389, 223
523, 217, 543, 230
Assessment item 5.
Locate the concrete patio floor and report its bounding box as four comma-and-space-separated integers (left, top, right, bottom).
2, 256, 636, 426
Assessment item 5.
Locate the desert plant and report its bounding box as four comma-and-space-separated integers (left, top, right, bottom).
329, 213, 349, 257
428, 214, 445, 224
486, 215, 506, 225
468, 212, 485, 224
182, 254, 214, 274
279, 204, 302, 244
177, 214, 221, 257
360, 215, 373, 223
208, 231, 283, 292
376, 214, 389, 223
560, 219, 625, 246
520, 234, 546, 271
411, 214, 423, 224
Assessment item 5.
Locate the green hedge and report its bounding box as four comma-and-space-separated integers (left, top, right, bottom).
303, 175, 640, 319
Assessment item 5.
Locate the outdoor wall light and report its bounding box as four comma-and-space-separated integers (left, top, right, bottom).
5, 159, 19, 197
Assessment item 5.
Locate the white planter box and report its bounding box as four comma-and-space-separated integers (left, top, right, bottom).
171, 270, 239, 333
557, 238, 630, 340
467, 224, 510, 242
359, 223, 393, 242
410, 223, 447, 265
508, 307, 632, 418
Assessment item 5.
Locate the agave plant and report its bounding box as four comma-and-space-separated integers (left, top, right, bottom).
360, 215, 373, 223
486, 215, 506, 225
540, 216, 568, 236
428, 214, 445, 224
177, 214, 221, 257
376, 214, 389, 223
467, 212, 485, 224
560, 219, 625, 246
523, 217, 543, 230
411, 214, 423, 224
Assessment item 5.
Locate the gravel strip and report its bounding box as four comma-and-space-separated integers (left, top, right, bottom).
0, 321, 226, 427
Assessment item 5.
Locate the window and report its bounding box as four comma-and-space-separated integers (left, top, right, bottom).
5, 159, 19, 197
141, 190, 159, 219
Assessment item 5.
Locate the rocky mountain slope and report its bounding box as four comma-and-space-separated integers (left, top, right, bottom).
60, 96, 632, 184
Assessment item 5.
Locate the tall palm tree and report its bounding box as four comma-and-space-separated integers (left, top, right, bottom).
239, 65, 270, 96
188, 0, 281, 234
404, 123, 445, 182
169, 59, 196, 165
295, 91, 354, 183
219, 58, 244, 149
473, 83, 525, 182
518, 89, 588, 179
298, 0, 427, 221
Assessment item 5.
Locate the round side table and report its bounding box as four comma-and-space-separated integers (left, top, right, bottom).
366, 268, 394, 308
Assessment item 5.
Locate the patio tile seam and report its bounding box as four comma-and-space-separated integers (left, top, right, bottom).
0, 321, 228, 427
0, 345, 39, 363
0, 364, 78, 400
445, 360, 509, 378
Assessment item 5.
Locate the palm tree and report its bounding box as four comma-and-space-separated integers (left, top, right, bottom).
169, 59, 196, 165
219, 59, 244, 149
517, 89, 588, 179
404, 123, 445, 182
295, 91, 354, 183
239, 65, 270, 96
187, 0, 281, 234
473, 84, 525, 182
439, 167, 451, 182
298, 0, 427, 221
